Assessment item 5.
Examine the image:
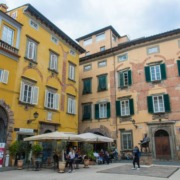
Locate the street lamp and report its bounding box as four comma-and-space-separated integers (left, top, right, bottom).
27, 111, 39, 124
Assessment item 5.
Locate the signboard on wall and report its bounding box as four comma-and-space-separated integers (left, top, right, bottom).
0, 143, 5, 168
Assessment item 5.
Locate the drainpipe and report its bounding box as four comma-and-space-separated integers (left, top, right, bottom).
110, 31, 118, 140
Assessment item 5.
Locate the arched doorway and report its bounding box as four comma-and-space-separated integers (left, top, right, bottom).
93, 132, 108, 151
155, 129, 171, 160
0, 107, 8, 143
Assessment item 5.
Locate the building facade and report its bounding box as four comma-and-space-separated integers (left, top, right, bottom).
0, 3, 84, 165
77, 26, 180, 160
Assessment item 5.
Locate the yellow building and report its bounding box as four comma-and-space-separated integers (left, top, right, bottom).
0, 4, 22, 146
77, 26, 180, 160
0, 3, 84, 164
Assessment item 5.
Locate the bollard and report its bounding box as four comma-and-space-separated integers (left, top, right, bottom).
5, 154, 9, 167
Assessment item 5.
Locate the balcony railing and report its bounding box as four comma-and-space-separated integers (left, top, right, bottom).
0, 39, 19, 56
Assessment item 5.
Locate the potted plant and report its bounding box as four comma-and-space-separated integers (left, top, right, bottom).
9, 141, 19, 166
16, 141, 30, 170
82, 143, 93, 168
57, 140, 67, 173
32, 143, 43, 171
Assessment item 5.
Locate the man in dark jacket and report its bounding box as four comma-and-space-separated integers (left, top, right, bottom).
132, 146, 140, 170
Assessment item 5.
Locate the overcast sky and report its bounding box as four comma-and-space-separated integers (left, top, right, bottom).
2, 0, 180, 41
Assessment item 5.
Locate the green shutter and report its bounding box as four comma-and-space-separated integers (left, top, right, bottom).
83, 79, 91, 94
177, 60, 180, 76
107, 102, 111, 118
147, 96, 154, 113
160, 64, 167, 80
129, 99, 134, 115
95, 104, 99, 119
98, 75, 107, 91
128, 70, 132, 86
164, 94, 171, 112
116, 101, 121, 116
83, 104, 91, 120
120, 72, 124, 88
145, 66, 151, 82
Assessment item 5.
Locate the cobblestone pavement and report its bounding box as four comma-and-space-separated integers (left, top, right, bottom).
0, 162, 180, 180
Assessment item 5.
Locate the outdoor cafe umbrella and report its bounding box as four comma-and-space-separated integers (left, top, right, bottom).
77, 132, 114, 143
23, 131, 83, 142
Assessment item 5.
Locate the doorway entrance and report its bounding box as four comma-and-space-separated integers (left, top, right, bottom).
155, 130, 171, 160
0, 107, 8, 143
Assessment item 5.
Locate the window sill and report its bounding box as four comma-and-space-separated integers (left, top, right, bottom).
48, 68, 59, 74
66, 112, 76, 115
97, 89, 108, 92
82, 119, 92, 121
82, 92, 92, 95
68, 78, 76, 82
120, 116, 132, 122
24, 57, 38, 64
119, 85, 129, 89
44, 107, 59, 112
19, 101, 35, 107
151, 80, 162, 84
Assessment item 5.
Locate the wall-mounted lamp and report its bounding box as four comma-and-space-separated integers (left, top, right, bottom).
132, 119, 138, 129
27, 111, 39, 124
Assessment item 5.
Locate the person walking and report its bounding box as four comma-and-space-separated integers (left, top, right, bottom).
68, 147, 75, 173
132, 146, 140, 170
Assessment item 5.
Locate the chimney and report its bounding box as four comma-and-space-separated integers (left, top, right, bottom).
0, 4, 8, 12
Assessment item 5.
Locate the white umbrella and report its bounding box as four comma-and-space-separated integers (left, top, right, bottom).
23, 131, 83, 142
77, 132, 114, 143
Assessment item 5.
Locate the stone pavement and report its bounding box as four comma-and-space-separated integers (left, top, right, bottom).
0, 162, 179, 180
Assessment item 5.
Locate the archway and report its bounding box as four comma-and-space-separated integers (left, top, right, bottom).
155, 129, 171, 160
0, 106, 8, 143
93, 132, 108, 152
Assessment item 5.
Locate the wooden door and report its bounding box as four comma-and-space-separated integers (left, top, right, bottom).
155, 130, 171, 160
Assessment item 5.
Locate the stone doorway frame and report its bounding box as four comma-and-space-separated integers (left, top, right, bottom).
147, 121, 177, 160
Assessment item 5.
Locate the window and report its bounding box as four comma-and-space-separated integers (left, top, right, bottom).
19, 81, 39, 105
0, 69, 9, 84
121, 131, 133, 150
26, 38, 38, 61
44, 90, 59, 110
49, 52, 58, 71
97, 74, 107, 91
30, 19, 38, 30
83, 64, 92, 71
51, 36, 58, 44
83, 78, 92, 94
96, 32, 105, 41
68, 63, 75, 81
100, 46, 105, 52
95, 102, 111, 119
84, 38, 92, 46
112, 34, 116, 42
118, 53, 128, 62
177, 60, 180, 76
147, 94, 170, 113
98, 60, 107, 68
69, 49, 76, 56
67, 95, 76, 114
2, 25, 14, 45
82, 103, 92, 120
116, 99, 134, 117
85, 51, 90, 56
11, 11, 17, 19
147, 46, 159, 54
119, 70, 132, 88
145, 64, 166, 82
